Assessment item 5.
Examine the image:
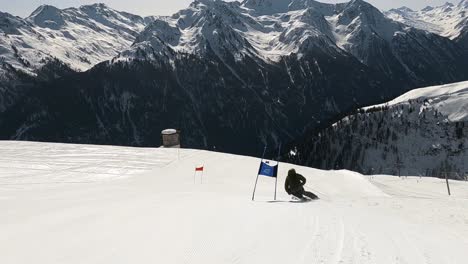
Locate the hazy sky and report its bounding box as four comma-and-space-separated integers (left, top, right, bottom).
0, 0, 462, 18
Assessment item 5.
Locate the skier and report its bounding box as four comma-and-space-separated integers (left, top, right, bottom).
285, 169, 318, 200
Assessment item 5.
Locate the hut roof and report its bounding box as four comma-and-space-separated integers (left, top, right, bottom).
161, 129, 177, 135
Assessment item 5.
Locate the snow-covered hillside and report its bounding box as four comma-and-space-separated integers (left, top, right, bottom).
1, 141, 468, 264
0, 4, 152, 73
370, 80, 468, 122
386, 1, 468, 40
290, 80, 468, 177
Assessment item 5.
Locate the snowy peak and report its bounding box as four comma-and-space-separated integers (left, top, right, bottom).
241, 0, 292, 14
397, 6, 414, 12
78, 3, 115, 15
339, 0, 387, 24
28, 5, 65, 29
78, 3, 146, 27
84, 3, 109, 9
388, 6, 414, 15
330, 0, 402, 50
421, 6, 434, 12
333, 0, 397, 33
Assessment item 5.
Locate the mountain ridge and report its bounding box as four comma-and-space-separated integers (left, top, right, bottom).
0, 3, 155, 73
116, 0, 467, 85
385, 0, 468, 41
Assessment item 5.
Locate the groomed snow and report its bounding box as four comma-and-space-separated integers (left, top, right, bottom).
1, 141, 468, 263
367, 80, 468, 122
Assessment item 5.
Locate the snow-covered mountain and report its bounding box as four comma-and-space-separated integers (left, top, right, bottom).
385, 0, 468, 48
1, 0, 468, 156
118, 0, 341, 62
118, 0, 467, 83
289, 80, 468, 178
1, 141, 468, 263
1, 0, 466, 76
0, 4, 153, 73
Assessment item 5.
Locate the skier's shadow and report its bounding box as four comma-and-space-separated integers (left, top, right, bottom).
303, 191, 319, 200
267, 198, 319, 203
262, 191, 319, 203
267, 191, 320, 203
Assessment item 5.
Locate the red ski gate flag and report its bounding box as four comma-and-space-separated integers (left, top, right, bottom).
194, 165, 205, 184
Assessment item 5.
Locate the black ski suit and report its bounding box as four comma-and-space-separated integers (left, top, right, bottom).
285, 170, 318, 200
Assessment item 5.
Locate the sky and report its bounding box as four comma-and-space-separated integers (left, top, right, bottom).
0, 0, 462, 18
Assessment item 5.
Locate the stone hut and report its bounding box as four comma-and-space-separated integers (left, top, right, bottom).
161, 129, 180, 148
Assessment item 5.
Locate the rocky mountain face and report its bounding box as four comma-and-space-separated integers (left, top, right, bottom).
286, 81, 468, 178
1, 0, 468, 156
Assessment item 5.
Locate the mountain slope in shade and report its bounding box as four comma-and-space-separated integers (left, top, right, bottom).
288, 81, 468, 177
0, 63, 34, 112
0, 4, 152, 73
0, 52, 391, 155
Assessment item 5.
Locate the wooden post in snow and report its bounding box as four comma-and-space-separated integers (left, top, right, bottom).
274, 143, 281, 201
252, 145, 267, 201
445, 172, 451, 196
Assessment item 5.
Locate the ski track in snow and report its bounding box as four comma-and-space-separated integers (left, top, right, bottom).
1, 141, 468, 264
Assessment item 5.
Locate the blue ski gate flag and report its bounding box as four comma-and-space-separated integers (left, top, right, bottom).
258, 160, 278, 178
252, 144, 281, 201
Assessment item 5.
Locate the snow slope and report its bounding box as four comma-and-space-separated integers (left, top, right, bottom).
369, 80, 468, 122
386, 1, 468, 39
1, 141, 468, 264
